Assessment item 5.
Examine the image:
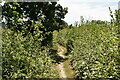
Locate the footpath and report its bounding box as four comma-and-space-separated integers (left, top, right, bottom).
56, 44, 75, 80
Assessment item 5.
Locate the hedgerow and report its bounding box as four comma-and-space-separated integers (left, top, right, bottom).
2, 24, 58, 79
53, 22, 119, 79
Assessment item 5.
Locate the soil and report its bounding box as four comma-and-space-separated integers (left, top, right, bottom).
56, 44, 76, 80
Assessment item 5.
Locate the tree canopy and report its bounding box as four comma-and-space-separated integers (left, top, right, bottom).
2, 2, 68, 46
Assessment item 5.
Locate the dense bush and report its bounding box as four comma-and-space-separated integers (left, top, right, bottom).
54, 23, 119, 79
2, 24, 58, 79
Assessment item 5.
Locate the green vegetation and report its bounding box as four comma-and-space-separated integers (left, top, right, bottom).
53, 10, 120, 79
1, 2, 66, 79
54, 24, 119, 79
1, 1, 120, 79
0, 26, 2, 46
2, 2, 68, 46
2, 24, 59, 79
0, 26, 2, 80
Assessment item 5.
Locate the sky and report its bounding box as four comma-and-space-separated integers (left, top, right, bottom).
0, 0, 119, 25
58, 0, 120, 25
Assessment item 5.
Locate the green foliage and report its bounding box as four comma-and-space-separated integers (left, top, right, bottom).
109, 7, 120, 26
54, 21, 119, 79
115, 9, 120, 24
2, 2, 68, 46
0, 26, 2, 80
2, 2, 68, 79
2, 2, 68, 30
2, 26, 58, 79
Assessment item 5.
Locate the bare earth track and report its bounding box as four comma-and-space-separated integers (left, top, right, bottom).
56, 44, 75, 80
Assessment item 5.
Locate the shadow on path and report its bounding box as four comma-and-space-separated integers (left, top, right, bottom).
49, 44, 76, 79
49, 49, 68, 64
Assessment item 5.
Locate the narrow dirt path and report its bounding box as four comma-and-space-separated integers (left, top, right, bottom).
56, 44, 75, 79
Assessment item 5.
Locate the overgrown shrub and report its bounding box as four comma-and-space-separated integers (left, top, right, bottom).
2, 24, 58, 79
55, 23, 119, 79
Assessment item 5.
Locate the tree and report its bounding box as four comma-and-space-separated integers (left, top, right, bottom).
2, 2, 68, 46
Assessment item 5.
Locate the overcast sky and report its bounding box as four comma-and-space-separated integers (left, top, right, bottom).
58, 0, 119, 25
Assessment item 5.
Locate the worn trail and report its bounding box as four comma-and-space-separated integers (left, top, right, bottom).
56, 44, 75, 80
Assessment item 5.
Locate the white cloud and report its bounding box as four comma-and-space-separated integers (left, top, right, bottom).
58, 0, 119, 24
58, 0, 119, 3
